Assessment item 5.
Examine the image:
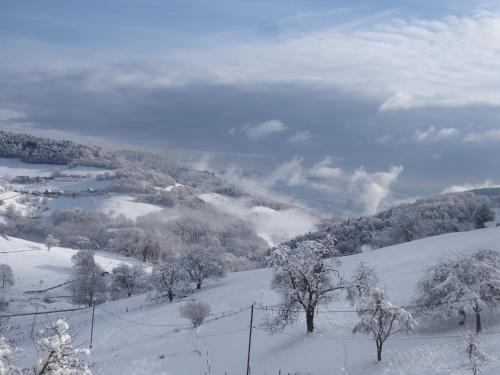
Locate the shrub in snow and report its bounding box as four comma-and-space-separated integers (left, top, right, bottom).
0, 337, 21, 374
465, 331, 488, 375
45, 235, 60, 252
267, 235, 350, 333
0, 265, 14, 289
69, 251, 107, 307
181, 246, 225, 290
179, 301, 211, 328
152, 259, 191, 302
416, 249, 500, 333
35, 319, 91, 375
473, 204, 495, 229
353, 288, 416, 362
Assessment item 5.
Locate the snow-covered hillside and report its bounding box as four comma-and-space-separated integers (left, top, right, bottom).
5, 227, 500, 374
0, 236, 134, 313
0, 156, 315, 248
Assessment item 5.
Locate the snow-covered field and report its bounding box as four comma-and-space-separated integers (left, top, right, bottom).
0, 236, 134, 315
5, 227, 500, 374
0, 157, 164, 222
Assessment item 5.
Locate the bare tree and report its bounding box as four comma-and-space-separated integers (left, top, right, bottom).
0, 264, 14, 289
179, 301, 211, 328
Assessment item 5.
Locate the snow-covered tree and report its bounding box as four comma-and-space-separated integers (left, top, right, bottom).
465, 331, 488, 375
69, 251, 107, 306
0, 336, 21, 374
181, 247, 225, 289
45, 235, 60, 252
267, 235, 346, 333
152, 259, 191, 302
416, 249, 500, 333
0, 264, 14, 289
473, 204, 495, 229
35, 319, 91, 375
179, 301, 211, 328
346, 262, 379, 304
353, 288, 416, 362
110, 264, 147, 298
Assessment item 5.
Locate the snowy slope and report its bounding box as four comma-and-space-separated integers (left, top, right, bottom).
6, 227, 500, 374
0, 157, 163, 221
0, 236, 135, 314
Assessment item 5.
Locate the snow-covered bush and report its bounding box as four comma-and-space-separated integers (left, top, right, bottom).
0, 336, 21, 374
416, 249, 500, 332
35, 319, 91, 374
0, 265, 14, 289
473, 204, 495, 229
69, 251, 107, 306
179, 301, 211, 328
180, 246, 225, 289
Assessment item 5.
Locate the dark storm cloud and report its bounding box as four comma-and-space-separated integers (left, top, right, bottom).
2, 68, 500, 216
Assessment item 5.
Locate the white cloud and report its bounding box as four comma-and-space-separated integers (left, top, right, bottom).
0, 108, 25, 121
463, 129, 500, 143
191, 154, 213, 171
265, 157, 309, 187
414, 126, 459, 142
287, 130, 315, 143
243, 120, 287, 140
309, 156, 343, 178
261, 157, 403, 215
6, 12, 500, 111
441, 179, 500, 194
376, 134, 394, 144
350, 165, 404, 215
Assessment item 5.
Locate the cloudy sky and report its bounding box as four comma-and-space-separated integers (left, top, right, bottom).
1, 0, 500, 216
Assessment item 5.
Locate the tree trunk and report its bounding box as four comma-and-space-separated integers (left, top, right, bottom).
377, 339, 383, 362
306, 307, 315, 333
196, 282, 201, 290
459, 309, 467, 325
476, 311, 482, 333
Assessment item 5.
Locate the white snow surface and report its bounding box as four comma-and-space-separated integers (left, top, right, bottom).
0, 237, 133, 295
5, 227, 500, 374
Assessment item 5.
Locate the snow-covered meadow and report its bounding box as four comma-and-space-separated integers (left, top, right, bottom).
4, 227, 500, 374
